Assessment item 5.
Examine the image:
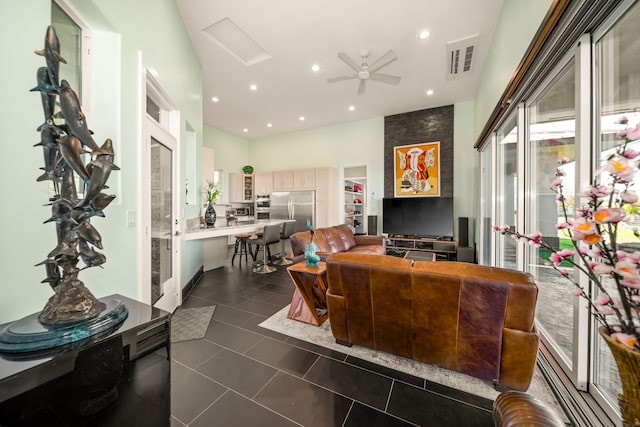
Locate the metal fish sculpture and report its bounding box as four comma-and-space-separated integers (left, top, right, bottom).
30, 67, 58, 131
57, 135, 91, 183
58, 80, 106, 154
34, 25, 66, 90
43, 201, 75, 224
78, 240, 106, 270
77, 139, 120, 209
75, 222, 103, 250
35, 259, 61, 289
34, 126, 61, 182
58, 162, 79, 203
47, 222, 78, 258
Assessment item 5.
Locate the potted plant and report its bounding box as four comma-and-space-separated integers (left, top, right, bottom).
495, 117, 640, 426
203, 180, 220, 227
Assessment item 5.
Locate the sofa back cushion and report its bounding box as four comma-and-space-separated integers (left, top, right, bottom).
326, 253, 414, 357
290, 230, 332, 254
319, 224, 357, 253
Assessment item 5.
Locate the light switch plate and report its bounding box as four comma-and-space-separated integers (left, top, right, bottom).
126, 210, 136, 227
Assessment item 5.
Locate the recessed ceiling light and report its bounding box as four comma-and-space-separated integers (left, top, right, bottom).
267, 123, 272, 128
419, 30, 431, 40
211, 96, 219, 103
299, 116, 305, 121
426, 89, 434, 96
311, 64, 320, 72
348, 105, 355, 111
243, 128, 248, 132
249, 84, 257, 91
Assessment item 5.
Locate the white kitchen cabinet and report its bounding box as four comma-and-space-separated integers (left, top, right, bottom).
293, 168, 315, 189
229, 173, 254, 202
254, 171, 273, 195
273, 169, 293, 190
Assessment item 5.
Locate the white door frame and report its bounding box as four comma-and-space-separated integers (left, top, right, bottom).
137, 53, 182, 312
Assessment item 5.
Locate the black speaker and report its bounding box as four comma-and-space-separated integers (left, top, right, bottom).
458, 217, 469, 247
368, 215, 378, 235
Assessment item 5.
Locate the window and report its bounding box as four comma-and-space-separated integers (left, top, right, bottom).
592, 0, 640, 409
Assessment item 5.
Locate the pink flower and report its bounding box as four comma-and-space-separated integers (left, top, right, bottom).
595, 294, 611, 305
593, 208, 625, 224
572, 288, 583, 297
556, 168, 567, 177
599, 156, 636, 182
592, 264, 613, 275
525, 232, 542, 246
616, 116, 628, 125
611, 333, 639, 351
560, 157, 570, 164
550, 249, 574, 266
597, 306, 615, 315
572, 218, 596, 235
622, 277, 640, 290
582, 185, 610, 198
558, 269, 569, 277
624, 149, 640, 159
555, 222, 570, 230
628, 123, 640, 141
621, 190, 639, 203
551, 179, 563, 189
615, 259, 639, 277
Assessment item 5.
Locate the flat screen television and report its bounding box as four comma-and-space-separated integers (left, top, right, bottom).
382, 197, 454, 238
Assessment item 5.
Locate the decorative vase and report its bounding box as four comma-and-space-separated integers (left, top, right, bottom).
204, 203, 216, 227
599, 327, 640, 427
304, 241, 320, 268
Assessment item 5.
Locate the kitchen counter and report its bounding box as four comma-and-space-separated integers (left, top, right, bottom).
185, 219, 294, 271
185, 220, 287, 240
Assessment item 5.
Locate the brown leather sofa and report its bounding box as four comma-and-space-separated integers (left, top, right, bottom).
289, 224, 385, 262
325, 253, 539, 391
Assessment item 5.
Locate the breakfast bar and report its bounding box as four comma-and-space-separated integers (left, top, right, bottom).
185, 220, 290, 271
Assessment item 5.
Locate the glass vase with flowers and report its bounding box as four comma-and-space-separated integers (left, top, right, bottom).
495, 117, 640, 425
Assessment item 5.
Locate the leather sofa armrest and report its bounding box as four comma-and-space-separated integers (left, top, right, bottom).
354, 235, 386, 247
499, 327, 539, 391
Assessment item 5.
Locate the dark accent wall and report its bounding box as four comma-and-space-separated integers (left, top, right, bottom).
384, 105, 454, 198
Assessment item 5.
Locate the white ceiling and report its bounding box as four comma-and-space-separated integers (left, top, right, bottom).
176, 0, 505, 140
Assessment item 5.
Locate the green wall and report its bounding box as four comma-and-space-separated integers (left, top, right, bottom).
473, 0, 553, 138
204, 126, 250, 204
0, 0, 202, 324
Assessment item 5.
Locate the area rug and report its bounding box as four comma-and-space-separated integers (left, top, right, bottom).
171, 306, 216, 343
259, 305, 562, 411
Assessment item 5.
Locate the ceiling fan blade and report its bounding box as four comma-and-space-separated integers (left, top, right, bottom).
369, 73, 401, 85
369, 49, 398, 73
357, 79, 367, 95
326, 74, 358, 83
337, 52, 362, 72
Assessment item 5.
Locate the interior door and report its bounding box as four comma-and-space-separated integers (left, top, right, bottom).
147, 119, 181, 313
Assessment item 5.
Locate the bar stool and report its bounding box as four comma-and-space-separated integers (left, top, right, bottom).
252, 224, 281, 274
276, 221, 296, 265
231, 233, 251, 267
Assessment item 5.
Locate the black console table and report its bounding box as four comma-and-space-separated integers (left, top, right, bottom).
386, 235, 458, 260
0, 294, 170, 426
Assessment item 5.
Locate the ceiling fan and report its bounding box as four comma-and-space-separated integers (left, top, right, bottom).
327, 50, 401, 95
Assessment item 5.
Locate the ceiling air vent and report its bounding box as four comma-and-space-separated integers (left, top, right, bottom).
202, 17, 271, 66
446, 34, 478, 80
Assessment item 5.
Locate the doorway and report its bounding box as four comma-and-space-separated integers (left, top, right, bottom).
139, 58, 182, 313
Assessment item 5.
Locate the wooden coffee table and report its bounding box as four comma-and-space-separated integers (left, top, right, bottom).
286, 261, 328, 326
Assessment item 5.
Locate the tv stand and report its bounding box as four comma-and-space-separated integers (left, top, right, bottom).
386, 235, 457, 260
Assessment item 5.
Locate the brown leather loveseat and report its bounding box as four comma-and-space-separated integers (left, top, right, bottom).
289, 224, 385, 262
325, 253, 539, 391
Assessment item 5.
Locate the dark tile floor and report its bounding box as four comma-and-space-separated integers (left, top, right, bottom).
170, 261, 495, 427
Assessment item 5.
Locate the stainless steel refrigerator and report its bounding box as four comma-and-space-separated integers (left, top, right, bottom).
270, 191, 315, 232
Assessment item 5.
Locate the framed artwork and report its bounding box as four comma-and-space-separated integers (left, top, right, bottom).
393, 141, 440, 197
